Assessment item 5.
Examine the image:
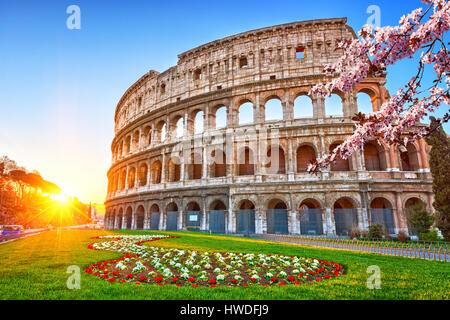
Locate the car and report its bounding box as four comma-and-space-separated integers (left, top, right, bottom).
1, 225, 25, 236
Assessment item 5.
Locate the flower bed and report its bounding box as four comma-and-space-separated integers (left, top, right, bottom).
86, 235, 345, 287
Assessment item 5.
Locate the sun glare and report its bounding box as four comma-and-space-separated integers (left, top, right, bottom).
50, 192, 70, 203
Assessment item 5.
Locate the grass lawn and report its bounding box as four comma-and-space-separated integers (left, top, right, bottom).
0, 229, 448, 300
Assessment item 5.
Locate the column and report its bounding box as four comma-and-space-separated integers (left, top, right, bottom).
389, 144, 400, 171
177, 209, 184, 230
395, 192, 408, 234
325, 207, 335, 236
289, 210, 299, 234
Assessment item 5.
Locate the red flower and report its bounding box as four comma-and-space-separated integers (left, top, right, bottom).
107, 278, 116, 282
101, 274, 108, 279
287, 276, 295, 282
188, 278, 196, 283
191, 284, 198, 288
139, 276, 148, 281
271, 277, 279, 282
298, 273, 303, 278
278, 282, 287, 286
126, 274, 134, 279
154, 277, 163, 282
210, 285, 217, 288
324, 275, 331, 279
244, 284, 248, 287
231, 279, 238, 284
209, 279, 217, 285
315, 278, 322, 282
261, 284, 268, 287
136, 282, 141, 285
250, 278, 257, 283
176, 284, 181, 287
309, 271, 315, 276
157, 283, 164, 286
294, 281, 301, 285
171, 277, 179, 282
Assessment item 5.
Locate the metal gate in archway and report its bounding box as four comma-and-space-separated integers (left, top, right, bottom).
370, 209, 395, 234
186, 211, 201, 231
150, 212, 160, 230
236, 210, 255, 234
166, 211, 178, 231
209, 210, 226, 233
299, 209, 323, 235
334, 209, 358, 236
266, 209, 288, 234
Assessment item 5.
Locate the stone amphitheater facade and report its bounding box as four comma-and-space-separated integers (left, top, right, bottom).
104, 18, 434, 237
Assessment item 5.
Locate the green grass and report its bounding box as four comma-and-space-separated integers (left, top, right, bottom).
0, 229, 449, 300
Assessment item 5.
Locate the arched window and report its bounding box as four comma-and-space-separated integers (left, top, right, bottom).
238, 147, 254, 176
215, 106, 227, 129
265, 98, 283, 121
364, 142, 387, 171
188, 152, 202, 180
194, 111, 204, 134
168, 157, 181, 182
357, 92, 374, 115
296, 145, 316, 172
211, 149, 226, 177
127, 167, 136, 189
333, 197, 358, 236
161, 123, 167, 141
132, 130, 140, 151
266, 199, 288, 234
151, 160, 162, 184
175, 117, 184, 138
120, 169, 126, 190
329, 143, 350, 171
238, 102, 254, 125
266, 146, 286, 174
143, 126, 152, 146
124, 136, 131, 154
325, 94, 344, 117
138, 164, 148, 186
400, 143, 420, 171
370, 198, 395, 234
156, 121, 166, 143
294, 95, 314, 118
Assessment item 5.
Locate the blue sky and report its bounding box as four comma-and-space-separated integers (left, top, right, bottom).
0, 0, 447, 203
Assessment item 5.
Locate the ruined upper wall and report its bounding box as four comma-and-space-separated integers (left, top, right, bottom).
114, 18, 356, 133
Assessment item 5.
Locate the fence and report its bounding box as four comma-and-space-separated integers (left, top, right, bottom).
266, 209, 288, 234
251, 233, 450, 262
334, 209, 358, 236
236, 210, 255, 234
299, 209, 323, 235
369, 209, 395, 234
208, 210, 226, 234
166, 211, 178, 231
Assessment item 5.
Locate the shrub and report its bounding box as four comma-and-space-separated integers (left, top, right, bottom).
368, 224, 384, 239
348, 225, 361, 239
419, 230, 440, 242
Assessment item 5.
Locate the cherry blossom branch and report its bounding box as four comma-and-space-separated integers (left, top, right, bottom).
308, 0, 450, 173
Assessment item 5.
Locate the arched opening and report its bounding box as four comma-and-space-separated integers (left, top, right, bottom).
175, 116, 184, 138
357, 91, 375, 114
215, 106, 227, 129
124, 136, 131, 154
125, 207, 133, 230
405, 197, 427, 235
185, 202, 201, 231
265, 146, 286, 174
238, 147, 254, 176
151, 160, 162, 184
265, 98, 284, 121
364, 142, 387, 171
194, 111, 204, 134
127, 167, 136, 189
166, 203, 179, 231
329, 143, 350, 171
136, 206, 145, 230
156, 121, 166, 143
236, 200, 255, 234
209, 200, 227, 234
400, 143, 420, 171
138, 164, 148, 187
325, 94, 344, 117
299, 199, 323, 235
211, 149, 226, 178
296, 145, 316, 172
266, 199, 288, 234
120, 169, 126, 190
132, 130, 140, 152
149, 204, 160, 230
110, 211, 116, 229
167, 157, 181, 182
187, 152, 202, 180
117, 209, 123, 229
370, 198, 395, 234
238, 101, 254, 125
143, 126, 152, 146
333, 198, 358, 236
294, 95, 314, 118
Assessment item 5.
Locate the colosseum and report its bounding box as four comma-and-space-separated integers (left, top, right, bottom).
104, 18, 434, 238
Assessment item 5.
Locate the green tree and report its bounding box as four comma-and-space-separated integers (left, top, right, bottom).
407, 202, 434, 236
425, 117, 450, 241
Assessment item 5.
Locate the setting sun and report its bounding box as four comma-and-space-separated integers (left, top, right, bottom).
50, 192, 70, 203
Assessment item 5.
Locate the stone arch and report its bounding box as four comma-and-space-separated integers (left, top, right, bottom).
293, 94, 314, 119
265, 145, 286, 174
212, 104, 228, 129
127, 167, 136, 189
210, 148, 227, 178
132, 129, 140, 151
209, 199, 227, 210
237, 146, 255, 176
329, 142, 350, 171
238, 100, 254, 125
116, 208, 123, 229
364, 141, 388, 171
404, 196, 427, 235
124, 135, 131, 154
138, 163, 148, 186
125, 206, 133, 230
299, 198, 323, 235
184, 201, 202, 231
266, 198, 289, 234
143, 125, 152, 146
296, 144, 317, 173
187, 151, 202, 180
235, 199, 256, 234
264, 97, 284, 121
333, 197, 358, 236
120, 168, 127, 190
369, 197, 395, 233
171, 114, 184, 139
400, 142, 421, 171
135, 205, 145, 230
325, 93, 344, 117
148, 203, 161, 230
151, 160, 162, 184
356, 90, 376, 114
167, 156, 181, 182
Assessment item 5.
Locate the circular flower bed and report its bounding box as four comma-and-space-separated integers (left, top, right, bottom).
86, 235, 345, 287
